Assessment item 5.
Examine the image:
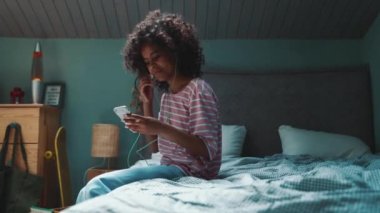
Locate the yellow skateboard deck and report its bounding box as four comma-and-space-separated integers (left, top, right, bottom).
54, 127, 72, 207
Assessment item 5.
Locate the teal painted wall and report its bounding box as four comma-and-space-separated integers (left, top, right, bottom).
363, 15, 380, 150
0, 38, 137, 200
0, 38, 370, 200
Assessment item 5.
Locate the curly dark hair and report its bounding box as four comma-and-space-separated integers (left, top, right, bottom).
123, 10, 205, 91
122, 10, 205, 113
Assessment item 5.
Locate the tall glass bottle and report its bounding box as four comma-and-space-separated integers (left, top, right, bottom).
31, 42, 43, 103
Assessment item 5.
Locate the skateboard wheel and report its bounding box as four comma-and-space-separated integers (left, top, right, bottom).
44, 150, 54, 159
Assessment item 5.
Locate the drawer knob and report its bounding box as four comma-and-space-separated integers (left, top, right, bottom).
44, 150, 54, 159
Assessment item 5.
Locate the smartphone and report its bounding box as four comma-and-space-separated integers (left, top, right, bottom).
113, 105, 130, 122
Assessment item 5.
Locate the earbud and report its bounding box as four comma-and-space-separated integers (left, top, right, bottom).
150, 74, 154, 80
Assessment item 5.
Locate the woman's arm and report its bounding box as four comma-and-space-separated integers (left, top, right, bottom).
124, 114, 208, 158
141, 101, 158, 153
136, 77, 158, 153
159, 123, 209, 158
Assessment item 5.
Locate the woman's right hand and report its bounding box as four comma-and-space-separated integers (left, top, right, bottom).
124, 113, 163, 136
138, 76, 153, 103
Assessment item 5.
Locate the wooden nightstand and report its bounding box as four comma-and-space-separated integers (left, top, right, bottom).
0, 104, 61, 208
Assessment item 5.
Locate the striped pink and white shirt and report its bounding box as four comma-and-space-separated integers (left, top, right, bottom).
158, 78, 221, 179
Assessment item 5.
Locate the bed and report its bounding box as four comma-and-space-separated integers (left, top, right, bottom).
63, 65, 380, 212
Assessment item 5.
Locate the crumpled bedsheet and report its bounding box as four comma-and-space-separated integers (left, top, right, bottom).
63, 154, 380, 213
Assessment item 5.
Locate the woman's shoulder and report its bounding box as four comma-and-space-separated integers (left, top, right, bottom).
186, 78, 217, 98
190, 78, 213, 90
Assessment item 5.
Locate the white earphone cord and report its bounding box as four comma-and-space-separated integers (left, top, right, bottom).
127, 58, 177, 168
127, 133, 158, 168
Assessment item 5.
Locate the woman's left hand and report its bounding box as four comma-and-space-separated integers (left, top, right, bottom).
123, 114, 163, 135
138, 76, 154, 103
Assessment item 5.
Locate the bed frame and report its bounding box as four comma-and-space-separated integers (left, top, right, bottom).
203, 64, 374, 157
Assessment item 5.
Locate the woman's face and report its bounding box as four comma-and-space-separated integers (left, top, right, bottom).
140, 43, 176, 82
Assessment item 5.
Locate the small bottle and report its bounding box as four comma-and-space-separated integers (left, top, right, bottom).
31, 42, 43, 103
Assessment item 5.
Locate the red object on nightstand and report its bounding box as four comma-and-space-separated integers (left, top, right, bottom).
10, 87, 25, 104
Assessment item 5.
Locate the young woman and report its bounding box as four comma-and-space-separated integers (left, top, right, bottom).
76, 10, 221, 203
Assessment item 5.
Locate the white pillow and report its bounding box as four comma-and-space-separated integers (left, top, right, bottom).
222, 125, 247, 158
278, 125, 370, 159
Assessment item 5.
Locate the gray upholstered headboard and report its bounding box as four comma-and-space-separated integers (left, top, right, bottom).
203, 65, 374, 157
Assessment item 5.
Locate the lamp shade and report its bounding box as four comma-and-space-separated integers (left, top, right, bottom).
91, 124, 119, 157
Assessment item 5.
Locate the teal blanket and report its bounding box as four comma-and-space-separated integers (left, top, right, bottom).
64, 154, 380, 213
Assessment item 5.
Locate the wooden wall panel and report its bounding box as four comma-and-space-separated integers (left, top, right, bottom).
40, 0, 67, 37
54, 0, 78, 38
65, 0, 89, 38
78, 0, 98, 37
0, 0, 24, 36
0, 0, 378, 39
114, 0, 130, 37
29, 0, 57, 38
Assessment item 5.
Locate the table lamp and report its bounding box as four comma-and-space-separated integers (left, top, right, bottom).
91, 124, 119, 169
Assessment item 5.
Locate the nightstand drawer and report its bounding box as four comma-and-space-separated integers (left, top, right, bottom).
0, 104, 61, 207
0, 108, 40, 143
0, 143, 38, 175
